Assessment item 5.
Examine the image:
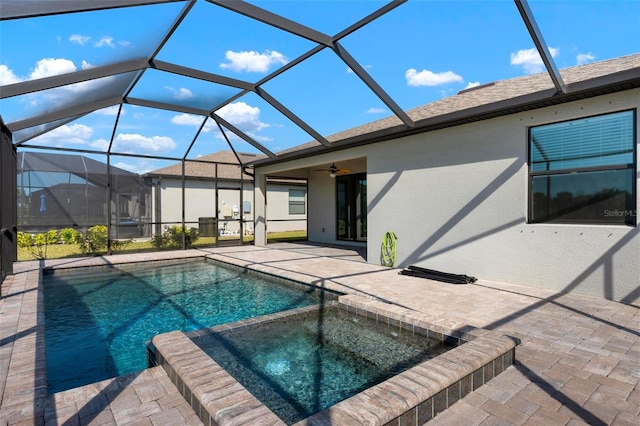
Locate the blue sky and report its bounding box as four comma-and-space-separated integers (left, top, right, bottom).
0, 0, 638, 174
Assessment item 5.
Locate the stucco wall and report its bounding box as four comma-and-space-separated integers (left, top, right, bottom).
365, 90, 638, 303
253, 90, 638, 302
307, 172, 337, 243
154, 178, 305, 234
156, 179, 252, 225
266, 184, 307, 233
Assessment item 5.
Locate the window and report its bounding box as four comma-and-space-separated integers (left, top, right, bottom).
288, 189, 306, 215
529, 110, 636, 225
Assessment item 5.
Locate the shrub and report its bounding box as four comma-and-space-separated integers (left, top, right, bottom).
152, 225, 199, 249
17, 230, 58, 259
17, 231, 34, 248
81, 225, 108, 255
60, 228, 83, 244
111, 238, 133, 253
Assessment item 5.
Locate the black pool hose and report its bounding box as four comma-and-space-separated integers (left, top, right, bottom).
399, 265, 477, 284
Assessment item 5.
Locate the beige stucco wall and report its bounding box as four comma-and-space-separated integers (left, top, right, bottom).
265, 184, 307, 233
365, 89, 639, 303
255, 89, 639, 303
153, 178, 306, 235
155, 178, 251, 225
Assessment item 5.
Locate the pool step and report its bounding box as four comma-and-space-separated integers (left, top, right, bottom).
152, 331, 285, 426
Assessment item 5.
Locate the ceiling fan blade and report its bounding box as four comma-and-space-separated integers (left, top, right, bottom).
312, 163, 351, 173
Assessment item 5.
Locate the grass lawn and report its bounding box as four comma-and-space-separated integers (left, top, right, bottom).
17, 231, 307, 261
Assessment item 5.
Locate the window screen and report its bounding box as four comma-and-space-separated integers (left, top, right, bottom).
529, 110, 636, 225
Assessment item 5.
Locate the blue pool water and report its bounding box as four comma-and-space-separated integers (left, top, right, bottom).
191, 306, 454, 424
44, 260, 331, 393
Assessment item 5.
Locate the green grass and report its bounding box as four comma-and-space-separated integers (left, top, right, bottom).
266, 230, 307, 243
17, 231, 307, 261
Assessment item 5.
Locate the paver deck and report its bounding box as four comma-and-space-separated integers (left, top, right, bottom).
1, 244, 638, 425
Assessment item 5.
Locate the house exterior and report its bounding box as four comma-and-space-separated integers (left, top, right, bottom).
145, 150, 307, 237
250, 54, 639, 304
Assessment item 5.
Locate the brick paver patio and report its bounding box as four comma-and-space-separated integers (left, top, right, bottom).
1, 244, 637, 425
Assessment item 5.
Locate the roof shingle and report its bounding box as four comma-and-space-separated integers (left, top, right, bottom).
146, 151, 266, 179
274, 54, 640, 159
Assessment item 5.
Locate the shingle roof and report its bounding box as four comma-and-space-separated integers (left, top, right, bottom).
146, 151, 266, 180
272, 53, 640, 160
146, 54, 639, 172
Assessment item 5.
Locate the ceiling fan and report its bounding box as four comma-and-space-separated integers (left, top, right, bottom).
314, 163, 352, 178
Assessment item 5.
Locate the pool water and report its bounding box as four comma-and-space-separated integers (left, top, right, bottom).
191, 306, 455, 424
44, 261, 330, 394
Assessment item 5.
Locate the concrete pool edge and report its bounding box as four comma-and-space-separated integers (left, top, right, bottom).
151, 296, 518, 426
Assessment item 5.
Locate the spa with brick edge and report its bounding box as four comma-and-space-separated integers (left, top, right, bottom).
151, 296, 518, 426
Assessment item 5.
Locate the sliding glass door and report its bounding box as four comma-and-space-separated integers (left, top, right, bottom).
336, 173, 366, 242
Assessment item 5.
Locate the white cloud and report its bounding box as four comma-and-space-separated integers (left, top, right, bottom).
95, 36, 114, 48
69, 34, 90, 45
464, 81, 481, 90
30, 123, 93, 146
0, 64, 21, 85
29, 58, 77, 79
246, 133, 273, 143
112, 161, 138, 173
26, 77, 115, 110
81, 60, 95, 70
111, 133, 176, 153
439, 88, 455, 98
510, 47, 559, 74
1, 58, 95, 87
103, 159, 154, 174
112, 161, 153, 174
577, 52, 595, 65
220, 50, 288, 73
165, 86, 194, 100
171, 113, 203, 126
216, 101, 269, 132
366, 107, 386, 114
95, 106, 121, 116
69, 33, 128, 49
405, 69, 463, 87
90, 138, 109, 150
172, 102, 270, 137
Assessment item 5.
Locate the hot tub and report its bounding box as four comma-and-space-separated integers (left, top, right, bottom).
150, 296, 517, 425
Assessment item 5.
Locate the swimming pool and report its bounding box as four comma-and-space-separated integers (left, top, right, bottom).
43, 259, 335, 394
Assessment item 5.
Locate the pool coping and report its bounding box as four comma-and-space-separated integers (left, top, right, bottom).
151, 295, 518, 426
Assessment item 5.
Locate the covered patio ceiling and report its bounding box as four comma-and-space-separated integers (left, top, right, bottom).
0, 0, 637, 172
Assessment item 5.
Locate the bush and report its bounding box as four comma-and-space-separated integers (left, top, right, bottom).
81, 225, 108, 255
152, 225, 199, 249
60, 228, 83, 244
17, 231, 34, 248
111, 238, 133, 254
17, 230, 58, 259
